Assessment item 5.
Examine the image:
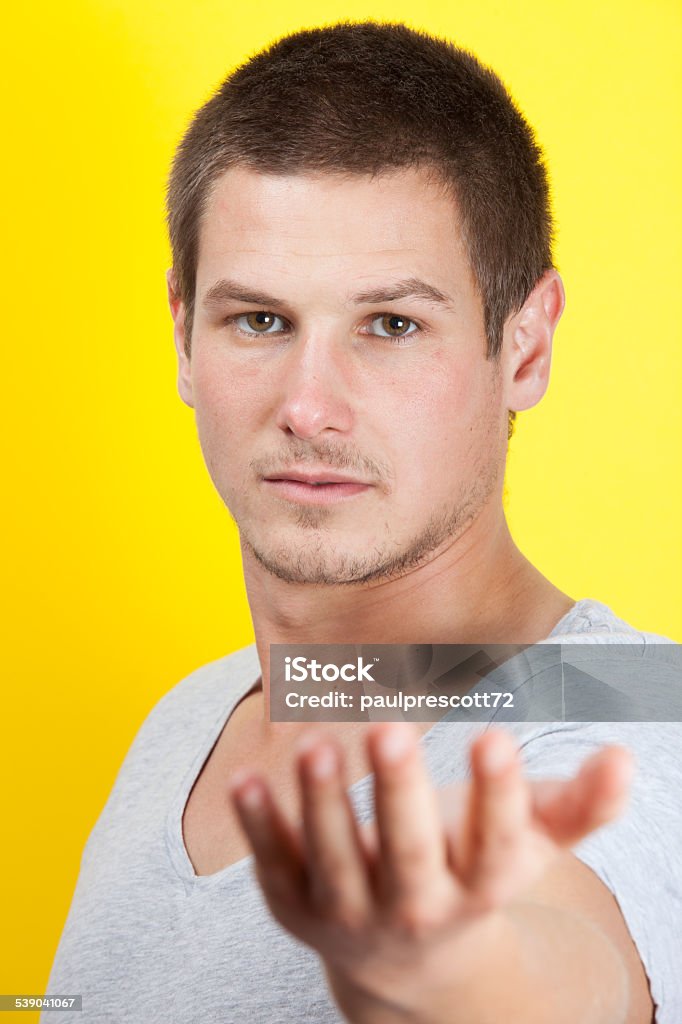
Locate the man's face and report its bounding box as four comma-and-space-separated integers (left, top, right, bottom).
177, 165, 509, 585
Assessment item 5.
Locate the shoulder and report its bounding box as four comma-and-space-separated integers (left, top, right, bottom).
546, 598, 677, 645
545, 597, 677, 645
108, 643, 261, 788
81, 643, 262, 848
141, 643, 261, 733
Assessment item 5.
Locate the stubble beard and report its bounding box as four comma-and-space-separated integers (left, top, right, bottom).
239, 453, 503, 586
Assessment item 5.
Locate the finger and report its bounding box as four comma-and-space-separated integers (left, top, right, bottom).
357, 819, 380, 860
228, 771, 307, 908
457, 729, 531, 906
435, 783, 469, 875
530, 745, 634, 846
435, 781, 468, 833
296, 733, 373, 926
367, 722, 450, 902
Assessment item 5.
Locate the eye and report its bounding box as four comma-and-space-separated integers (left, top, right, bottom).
231, 311, 287, 334
369, 314, 420, 339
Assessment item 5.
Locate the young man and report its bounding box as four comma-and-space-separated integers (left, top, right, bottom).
44, 21, 680, 1024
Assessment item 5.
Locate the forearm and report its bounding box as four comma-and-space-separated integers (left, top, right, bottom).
326, 902, 629, 1024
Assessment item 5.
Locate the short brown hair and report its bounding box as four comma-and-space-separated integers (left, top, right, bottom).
166, 20, 556, 439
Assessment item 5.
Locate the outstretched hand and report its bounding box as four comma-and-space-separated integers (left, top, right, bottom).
228, 723, 633, 1016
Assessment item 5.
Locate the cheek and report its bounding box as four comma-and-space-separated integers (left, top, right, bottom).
191, 348, 247, 427
191, 343, 278, 431
388, 360, 501, 486
189, 359, 249, 483
400, 359, 484, 446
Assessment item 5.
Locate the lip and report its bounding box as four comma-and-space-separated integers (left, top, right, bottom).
264, 469, 369, 485
262, 473, 372, 505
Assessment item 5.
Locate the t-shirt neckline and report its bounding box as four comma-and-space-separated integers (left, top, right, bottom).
165, 598, 601, 890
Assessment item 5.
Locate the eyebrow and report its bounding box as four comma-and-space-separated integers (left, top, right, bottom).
200, 276, 456, 314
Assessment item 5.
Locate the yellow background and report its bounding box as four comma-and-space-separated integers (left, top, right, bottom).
1, 0, 680, 1012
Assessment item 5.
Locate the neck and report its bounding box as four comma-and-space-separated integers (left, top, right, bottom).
242, 501, 575, 700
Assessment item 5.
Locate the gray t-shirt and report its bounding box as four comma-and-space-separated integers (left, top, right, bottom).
43, 600, 681, 1023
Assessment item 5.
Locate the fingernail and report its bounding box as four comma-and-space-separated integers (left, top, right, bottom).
378, 724, 412, 763
228, 768, 252, 791
309, 745, 337, 779
482, 734, 514, 775
296, 730, 324, 756
236, 778, 266, 810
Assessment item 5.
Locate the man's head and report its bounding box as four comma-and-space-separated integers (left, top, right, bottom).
165, 22, 563, 586
166, 21, 557, 419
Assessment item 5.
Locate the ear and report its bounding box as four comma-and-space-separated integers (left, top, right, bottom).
502, 269, 565, 413
166, 268, 194, 409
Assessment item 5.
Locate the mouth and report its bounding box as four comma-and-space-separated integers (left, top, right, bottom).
262, 470, 372, 505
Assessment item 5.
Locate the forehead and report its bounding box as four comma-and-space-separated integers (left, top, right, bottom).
195, 164, 479, 309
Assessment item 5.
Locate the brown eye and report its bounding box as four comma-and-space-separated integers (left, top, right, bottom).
383, 315, 408, 335
371, 314, 419, 338
244, 311, 280, 332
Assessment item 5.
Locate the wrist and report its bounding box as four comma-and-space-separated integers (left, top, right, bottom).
323, 910, 509, 1024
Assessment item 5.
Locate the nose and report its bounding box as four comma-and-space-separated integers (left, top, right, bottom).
274, 332, 354, 440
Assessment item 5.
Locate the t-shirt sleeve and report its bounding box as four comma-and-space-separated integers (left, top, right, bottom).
518, 721, 682, 1024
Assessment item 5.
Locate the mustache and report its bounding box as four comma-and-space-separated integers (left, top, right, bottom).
251, 440, 392, 488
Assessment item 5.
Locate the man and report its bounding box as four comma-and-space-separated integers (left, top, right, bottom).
44, 20, 680, 1024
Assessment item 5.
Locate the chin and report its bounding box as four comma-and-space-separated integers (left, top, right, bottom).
242, 525, 448, 587
239, 498, 468, 586
244, 532, 377, 586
